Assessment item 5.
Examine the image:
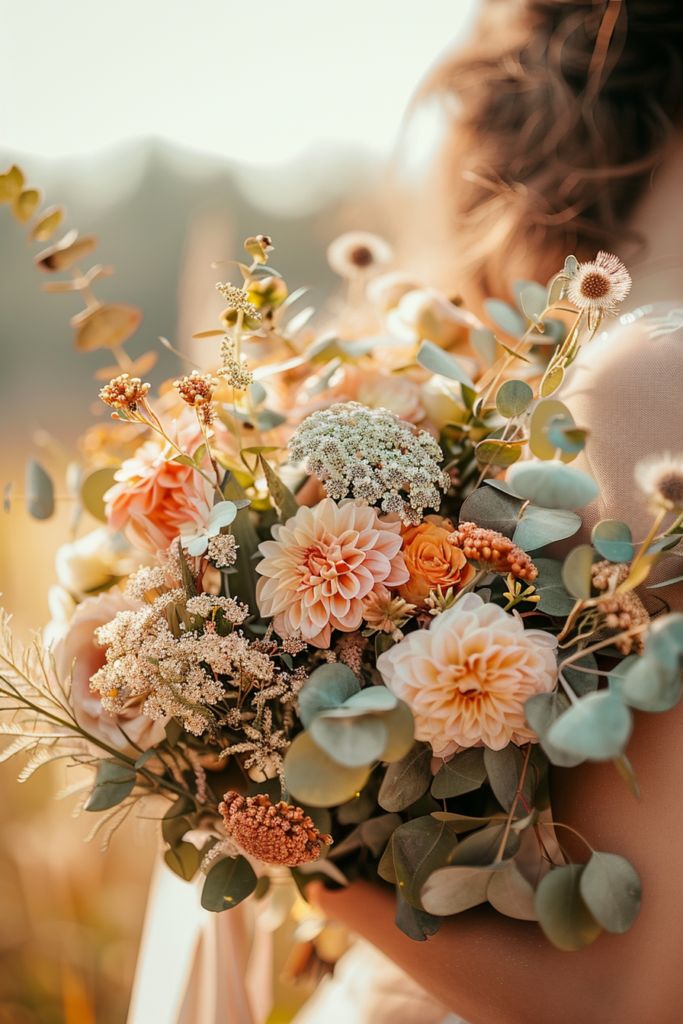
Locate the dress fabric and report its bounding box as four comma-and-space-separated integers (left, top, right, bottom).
127, 304, 683, 1024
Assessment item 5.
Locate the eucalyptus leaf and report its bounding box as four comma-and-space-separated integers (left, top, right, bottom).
459, 483, 524, 539
259, 456, 298, 522
416, 340, 475, 389
592, 520, 634, 563
619, 653, 682, 713
378, 742, 432, 812
380, 700, 416, 763
484, 299, 525, 338
484, 745, 522, 811
513, 506, 581, 552
449, 824, 520, 866
560, 651, 600, 696
395, 888, 442, 940
528, 399, 576, 463
561, 544, 595, 600
515, 281, 548, 320
547, 691, 632, 761
495, 379, 533, 418
80, 467, 117, 521
645, 614, 683, 674
546, 416, 588, 455
507, 460, 599, 510
524, 691, 583, 767
475, 438, 523, 468
421, 864, 500, 915
430, 748, 486, 799
297, 663, 360, 728
470, 327, 497, 366
385, 816, 460, 908
533, 557, 576, 616
200, 855, 257, 912
285, 731, 370, 807
310, 713, 388, 767
579, 852, 641, 934
222, 477, 259, 610
535, 865, 602, 951
540, 364, 565, 397
164, 841, 201, 881
487, 862, 538, 920
25, 459, 54, 520
85, 760, 136, 812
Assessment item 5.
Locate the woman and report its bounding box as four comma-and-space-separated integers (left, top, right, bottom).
298, 2, 683, 1022
130, 2, 683, 1022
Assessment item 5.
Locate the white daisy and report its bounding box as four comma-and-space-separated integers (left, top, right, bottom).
567, 251, 632, 312
634, 453, 683, 513
326, 231, 393, 279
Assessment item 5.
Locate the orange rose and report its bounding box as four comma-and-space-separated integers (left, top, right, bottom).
398, 516, 475, 606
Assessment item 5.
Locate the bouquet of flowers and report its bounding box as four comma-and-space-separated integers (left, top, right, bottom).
2, 162, 683, 952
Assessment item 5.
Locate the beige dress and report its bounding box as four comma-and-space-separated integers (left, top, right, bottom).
128, 303, 683, 1024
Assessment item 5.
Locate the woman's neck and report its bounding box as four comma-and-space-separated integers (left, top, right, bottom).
621, 134, 683, 310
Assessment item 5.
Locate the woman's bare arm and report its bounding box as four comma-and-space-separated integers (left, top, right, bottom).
313, 702, 683, 1024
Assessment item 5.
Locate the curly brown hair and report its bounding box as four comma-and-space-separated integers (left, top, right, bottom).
406, 0, 683, 296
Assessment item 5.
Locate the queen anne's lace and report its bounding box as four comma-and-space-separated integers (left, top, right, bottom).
289, 402, 449, 525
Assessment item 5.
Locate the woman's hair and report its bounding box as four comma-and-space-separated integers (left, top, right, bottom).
407, 0, 683, 296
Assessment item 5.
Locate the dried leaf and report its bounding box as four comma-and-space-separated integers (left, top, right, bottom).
12, 188, 41, 223
94, 350, 158, 381
0, 164, 24, 202
30, 205, 64, 241
71, 303, 142, 351
34, 230, 97, 272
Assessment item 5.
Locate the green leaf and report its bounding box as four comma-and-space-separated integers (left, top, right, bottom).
547, 691, 632, 761
515, 281, 547, 321
484, 299, 525, 338
161, 797, 193, 846
561, 544, 595, 600
592, 520, 634, 563
459, 483, 524, 539
200, 856, 257, 912
380, 700, 416, 763
560, 651, 600, 696
528, 399, 577, 463
285, 730, 370, 807
378, 741, 432, 812
495, 379, 533, 418
483, 745, 523, 811
470, 327, 497, 366
421, 864, 500, 915
416, 340, 475, 389
298, 663, 360, 727
507, 460, 599, 510
383, 816, 460, 908
487, 862, 538, 920
540, 364, 565, 397
80, 467, 117, 521
513, 506, 581, 552
535, 865, 602, 951
474, 438, 523, 469
546, 416, 587, 456
222, 476, 260, 609
25, 459, 55, 520
533, 558, 576, 616
645, 613, 683, 674
259, 455, 299, 522
164, 841, 201, 881
395, 888, 442, 940
579, 852, 641, 934
310, 713, 388, 767
85, 760, 136, 812
342, 687, 398, 713
524, 691, 583, 767
449, 824, 520, 866
619, 653, 682, 713
430, 748, 486, 799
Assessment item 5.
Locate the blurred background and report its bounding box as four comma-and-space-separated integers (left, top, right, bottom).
0, 1, 477, 1020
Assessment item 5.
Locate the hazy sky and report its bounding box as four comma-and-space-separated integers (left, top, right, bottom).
1, 0, 478, 164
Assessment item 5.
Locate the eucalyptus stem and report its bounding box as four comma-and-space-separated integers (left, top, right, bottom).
494, 744, 532, 864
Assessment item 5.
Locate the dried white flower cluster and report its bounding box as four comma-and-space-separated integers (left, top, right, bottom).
207, 533, 239, 568
289, 402, 449, 525
90, 589, 289, 735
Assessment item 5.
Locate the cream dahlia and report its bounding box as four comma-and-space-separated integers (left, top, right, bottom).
255, 498, 409, 648
377, 593, 557, 756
